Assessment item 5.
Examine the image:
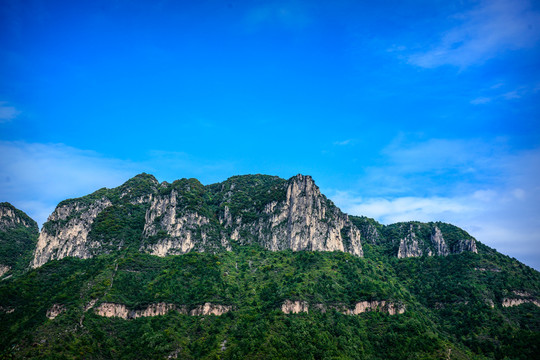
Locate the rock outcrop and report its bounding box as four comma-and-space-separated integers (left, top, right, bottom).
46, 304, 65, 319
219, 175, 363, 256
140, 188, 221, 256
502, 298, 540, 308
430, 227, 449, 256
392, 222, 477, 259
93, 302, 232, 319
0, 264, 11, 277
32, 197, 113, 267
281, 300, 405, 315
0, 203, 38, 231
0, 203, 39, 275
281, 300, 309, 314
27, 173, 483, 267
397, 225, 423, 258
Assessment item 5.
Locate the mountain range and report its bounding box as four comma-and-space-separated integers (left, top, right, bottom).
0, 173, 539, 359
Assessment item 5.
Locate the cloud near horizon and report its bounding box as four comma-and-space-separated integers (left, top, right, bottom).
326, 139, 540, 270
0, 141, 237, 226
1, 139, 539, 270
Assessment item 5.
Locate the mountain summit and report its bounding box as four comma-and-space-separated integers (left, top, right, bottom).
31, 173, 479, 268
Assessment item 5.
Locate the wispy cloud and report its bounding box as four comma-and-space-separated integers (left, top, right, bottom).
325, 138, 540, 270
409, 0, 540, 68
470, 83, 538, 105
470, 97, 492, 105
0, 102, 20, 123
0, 142, 239, 227
0, 141, 136, 226
333, 139, 353, 146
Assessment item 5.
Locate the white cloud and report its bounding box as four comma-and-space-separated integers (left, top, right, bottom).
409, 0, 540, 68
0, 141, 238, 227
325, 139, 540, 270
0, 141, 137, 226
0, 102, 20, 122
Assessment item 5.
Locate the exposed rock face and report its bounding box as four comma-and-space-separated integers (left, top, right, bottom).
189, 303, 232, 316
140, 189, 215, 256
453, 238, 477, 254
0, 264, 11, 277
397, 225, 423, 258
502, 298, 540, 307
46, 304, 65, 319
32, 198, 113, 268
29, 173, 483, 267
394, 223, 477, 259
0, 306, 15, 314
349, 216, 382, 244
0, 203, 38, 231
0, 203, 39, 274
281, 300, 405, 315
430, 227, 449, 256
94, 302, 232, 319
281, 300, 309, 314
94, 303, 130, 319
343, 301, 405, 315
224, 175, 363, 257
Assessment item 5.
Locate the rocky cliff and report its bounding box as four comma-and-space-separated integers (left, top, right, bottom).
30, 174, 364, 267
212, 174, 362, 256
24, 173, 482, 268
0, 203, 39, 277
350, 217, 478, 259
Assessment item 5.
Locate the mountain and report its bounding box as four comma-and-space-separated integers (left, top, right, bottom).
0, 202, 39, 279
1, 174, 539, 359
32, 173, 362, 267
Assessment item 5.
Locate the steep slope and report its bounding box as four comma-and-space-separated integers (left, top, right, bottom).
208, 174, 362, 256
350, 216, 477, 258
0, 203, 39, 278
32, 173, 363, 267
32, 173, 159, 267
2, 244, 539, 359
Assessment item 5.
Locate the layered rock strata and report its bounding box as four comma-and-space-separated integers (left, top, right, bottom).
93, 302, 232, 319
281, 300, 405, 315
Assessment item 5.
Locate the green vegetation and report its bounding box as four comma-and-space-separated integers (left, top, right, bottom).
0, 203, 39, 276
1, 244, 539, 359
1, 175, 539, 359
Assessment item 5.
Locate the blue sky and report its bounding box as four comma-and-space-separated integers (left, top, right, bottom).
1, 0, 539, 269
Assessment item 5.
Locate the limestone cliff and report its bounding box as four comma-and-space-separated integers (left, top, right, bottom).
215, 174, 363, 256
27, 173, 484, 267
32, 174, 159, 267
385, 222, 477, 259
32, 197, 113, 267
139, 178, 228, 256
93, 302, 232, 319
0, 203, 39, 276
281, 300, 405, 315
0, 203, 38, 232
